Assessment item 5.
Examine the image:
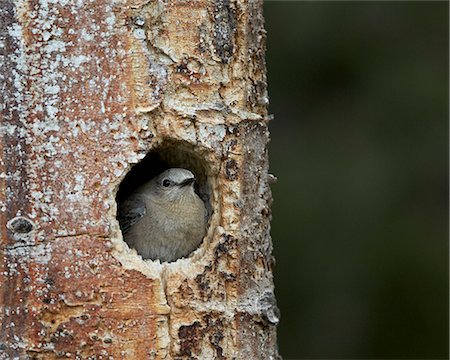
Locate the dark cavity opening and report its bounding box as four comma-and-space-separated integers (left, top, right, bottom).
116, 141, 212, 261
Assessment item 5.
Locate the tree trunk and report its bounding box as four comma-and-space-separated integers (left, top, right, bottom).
0, 0, 279, 358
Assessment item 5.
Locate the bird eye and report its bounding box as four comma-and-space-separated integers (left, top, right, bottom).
162, 179, 171, 187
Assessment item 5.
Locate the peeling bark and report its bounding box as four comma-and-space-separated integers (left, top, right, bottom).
0, 0, 278, 358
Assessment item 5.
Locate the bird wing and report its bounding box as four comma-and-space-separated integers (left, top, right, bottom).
118, 194, 147, 234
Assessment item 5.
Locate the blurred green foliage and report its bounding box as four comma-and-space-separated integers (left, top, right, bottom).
264, 2, 448, 359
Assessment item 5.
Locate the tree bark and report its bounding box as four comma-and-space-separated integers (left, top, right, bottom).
0, 0, 279, 358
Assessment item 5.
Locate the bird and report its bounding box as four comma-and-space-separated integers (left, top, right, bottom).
118, 168, 207, 262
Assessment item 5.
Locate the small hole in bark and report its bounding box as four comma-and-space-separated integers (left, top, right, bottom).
7, 216, 34, 234
116, 140, 212, 262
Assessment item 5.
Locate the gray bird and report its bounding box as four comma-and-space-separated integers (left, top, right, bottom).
118, 168, 206, 262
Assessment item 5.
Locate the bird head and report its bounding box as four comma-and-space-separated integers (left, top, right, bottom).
151, 168, 197, 200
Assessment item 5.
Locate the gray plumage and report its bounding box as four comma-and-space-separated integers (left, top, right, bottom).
118, 168, 206, 262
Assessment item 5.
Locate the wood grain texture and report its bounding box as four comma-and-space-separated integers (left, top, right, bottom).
0, 0, 279, 358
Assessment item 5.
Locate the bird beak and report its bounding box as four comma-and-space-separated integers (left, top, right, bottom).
179, 177, 195, 187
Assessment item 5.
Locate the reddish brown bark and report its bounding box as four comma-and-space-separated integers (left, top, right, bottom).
0, 0, 278, 358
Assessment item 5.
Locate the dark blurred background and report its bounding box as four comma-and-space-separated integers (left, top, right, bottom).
264, 2, 448, 359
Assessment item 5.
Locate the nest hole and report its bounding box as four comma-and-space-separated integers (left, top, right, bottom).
116, 141, 213, 262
